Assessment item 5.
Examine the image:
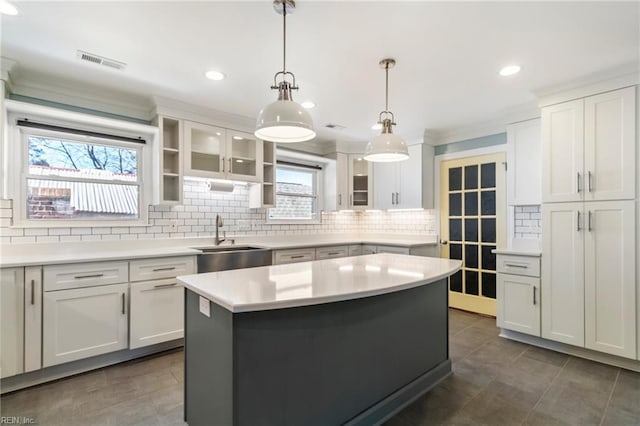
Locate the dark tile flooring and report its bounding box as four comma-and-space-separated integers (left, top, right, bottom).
1, 309, 639, 425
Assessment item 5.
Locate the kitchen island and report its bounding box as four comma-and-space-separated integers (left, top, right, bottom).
178, 253, 461, 426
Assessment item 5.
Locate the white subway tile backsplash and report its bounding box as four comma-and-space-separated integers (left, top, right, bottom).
49, 228, 71, 236
514, 205, 542, 239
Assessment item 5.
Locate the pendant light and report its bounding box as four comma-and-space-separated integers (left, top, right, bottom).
364, 58, 409, 162
255, 0, 316, 143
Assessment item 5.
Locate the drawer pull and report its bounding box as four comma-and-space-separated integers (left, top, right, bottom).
154, 283, 178, 289
327, 252, 340, 256
74, 273, 104, 279
30, 279, 35, 305
504, 263, 528, 268
290, 255, 305, 259
121, 293, 126, 315
152, 267, 176, 272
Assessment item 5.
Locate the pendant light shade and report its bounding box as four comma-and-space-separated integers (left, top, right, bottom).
255, 0, 316, 143
364, 58, 408, 162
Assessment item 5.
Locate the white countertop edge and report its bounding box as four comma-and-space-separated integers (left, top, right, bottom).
178, 258, 461, 313
492, 248, 542, 257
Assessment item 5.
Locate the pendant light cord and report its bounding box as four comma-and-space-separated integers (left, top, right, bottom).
282, 7, 287, 74
384, 62, 389, 112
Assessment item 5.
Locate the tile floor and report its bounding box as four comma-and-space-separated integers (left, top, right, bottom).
1, 309, 639, 425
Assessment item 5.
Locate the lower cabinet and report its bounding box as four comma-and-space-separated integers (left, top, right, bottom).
43, 282, 129, 367
273, 248, 316, 265
496, 254, 541, 337
1, 267, 42, 379
315, 246, 349, 260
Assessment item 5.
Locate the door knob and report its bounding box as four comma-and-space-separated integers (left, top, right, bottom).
440, 240, 448, 245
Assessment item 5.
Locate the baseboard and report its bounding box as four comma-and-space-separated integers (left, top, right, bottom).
0, 339, 184, 394
500, 329, 640, 372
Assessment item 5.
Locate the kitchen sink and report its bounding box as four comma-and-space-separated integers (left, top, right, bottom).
193, 245, 273, 273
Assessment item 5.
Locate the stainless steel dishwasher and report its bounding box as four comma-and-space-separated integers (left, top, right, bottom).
194, 246, 273, 273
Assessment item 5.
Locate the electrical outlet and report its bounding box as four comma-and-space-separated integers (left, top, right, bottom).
169, 220, 179, 232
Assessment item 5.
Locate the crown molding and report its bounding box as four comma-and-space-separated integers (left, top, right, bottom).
535, 62, 640, 107
152, 95, 256, 133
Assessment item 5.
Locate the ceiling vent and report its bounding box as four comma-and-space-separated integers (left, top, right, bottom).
324, 123, 346, 131
77, 50, 126, 71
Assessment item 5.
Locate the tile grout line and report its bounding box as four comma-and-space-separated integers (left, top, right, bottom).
599, 368, 621, 426
520, 354, 571, 425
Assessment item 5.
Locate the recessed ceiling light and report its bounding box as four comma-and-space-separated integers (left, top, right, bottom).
205, 70, 225, 81
371, 123, 382, 130
499, 65, 521, 77
232, 136, 243, 140
0, 1, 18, 15
301, 101, 315, 109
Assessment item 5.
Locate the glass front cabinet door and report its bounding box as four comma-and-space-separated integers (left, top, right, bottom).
184, 121, 226, 179
226, 130, 262, 183
349, 155, 373, 209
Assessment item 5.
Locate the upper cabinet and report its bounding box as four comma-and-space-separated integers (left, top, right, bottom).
184, 121, 263, 183
348, 155, 373, 210
373, 144, 434, 210
506, 118, 541, 205
542, 86, 636, 203
156, 116, 183, 205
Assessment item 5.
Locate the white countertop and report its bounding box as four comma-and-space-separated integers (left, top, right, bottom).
178, 253, 462, 313
492, 248, 542, 257
0, 233, 438, 267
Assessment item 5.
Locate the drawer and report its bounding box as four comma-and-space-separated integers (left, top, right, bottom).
274, 249, 316, 265
315, 246, 349, 260
376, 245, 410, 255
44, 261, 128, 291
130, 256, 196, 282
362, 245, 378, 255
497, 254, 540, 277
348, 245, 362, 256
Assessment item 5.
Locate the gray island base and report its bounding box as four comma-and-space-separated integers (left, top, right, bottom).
184, 278, 450, 426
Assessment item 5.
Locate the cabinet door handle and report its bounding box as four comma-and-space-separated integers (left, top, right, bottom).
533, 286, 537, 305
154, 283, 177, 289
576, 172, 581, 193
396, 192, 400, 205
587, 171, 592, 192
152, 267, 176, 272
228, 158, 232, 174
221, 156, 225, 173
505, 263, 528, 268
121, 293, 126, 315
588, 210, 592, 232
74, 273, 104, 279
577, 210, 581, 232
350, 194, 353, 206
391, 193, 395, 205
30, 279, 35, 305
338, 194, 342, 206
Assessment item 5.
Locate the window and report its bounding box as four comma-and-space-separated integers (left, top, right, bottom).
268, 165, 320, 222
5, 105, 158, 227
24, 134, 141, 221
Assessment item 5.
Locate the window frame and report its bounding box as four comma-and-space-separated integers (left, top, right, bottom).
267, 163, 323, 225
5, 102, 157, 228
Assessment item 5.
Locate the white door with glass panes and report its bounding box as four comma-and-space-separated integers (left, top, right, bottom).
440, 153, 506, 316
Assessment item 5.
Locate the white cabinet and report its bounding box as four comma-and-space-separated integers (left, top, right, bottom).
184, 121, 263, 183
315, 246, 349, 260
348, 155, 373, 210
155, 115, 183, 204
1, 268, 24, 378
497, 255, 541, 336
43, 282, 129, 367
542, 87, 635, 203
507, 119, 541, 205
273, 248, 316, 265
376, 245, 410, 255
542, 201, 636, 358
584, 201, 636, 358
373, 144, 433, 209
1, 267, 42, 378
129, 256, 195, 350
348, 245, 362, 256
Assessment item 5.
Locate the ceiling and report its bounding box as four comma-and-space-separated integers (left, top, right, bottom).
2, 1, 639, 145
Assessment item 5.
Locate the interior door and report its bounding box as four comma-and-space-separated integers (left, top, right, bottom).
440, 153, 506, 316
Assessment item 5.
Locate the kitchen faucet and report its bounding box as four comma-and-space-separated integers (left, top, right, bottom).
215, 214, 226, 245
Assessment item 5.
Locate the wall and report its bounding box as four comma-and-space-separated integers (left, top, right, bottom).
0, 179, 437, 244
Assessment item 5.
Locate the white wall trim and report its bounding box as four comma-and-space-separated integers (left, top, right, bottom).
433, 144, 508, 241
